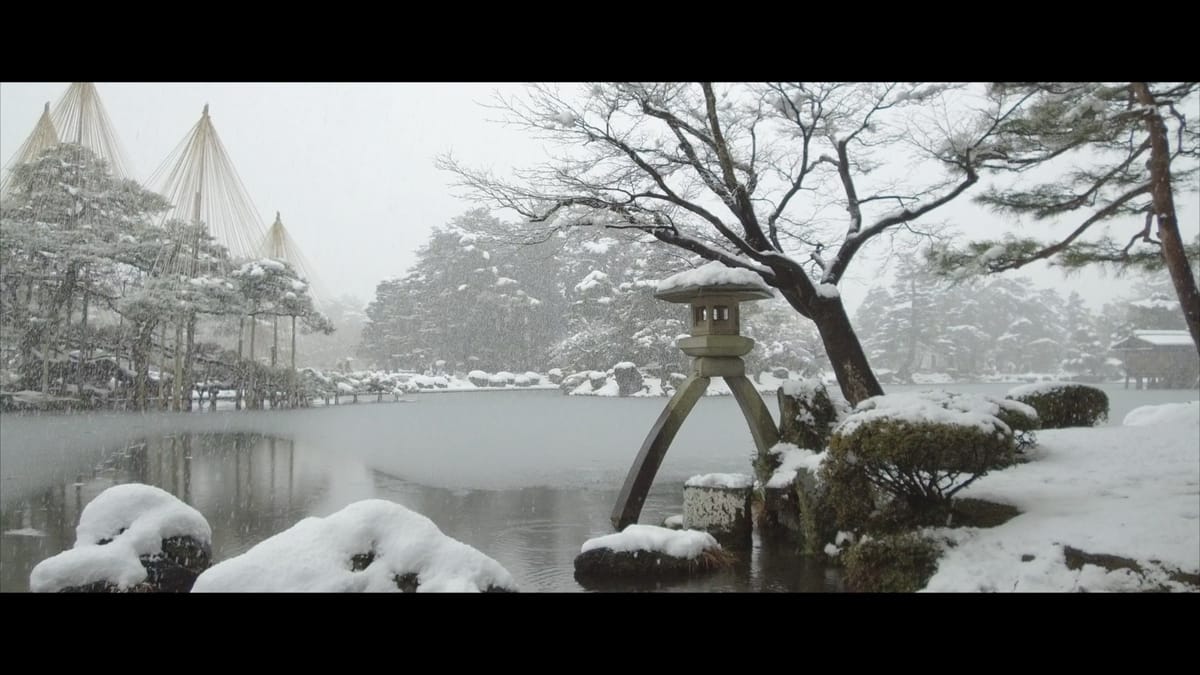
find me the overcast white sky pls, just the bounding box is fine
[2,82,1196,313]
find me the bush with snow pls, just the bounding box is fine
[1007,382,1107,429]
[30,484,212,593]
[192,500,516,592]
[844,534,941,593]
[825,391,1019,530]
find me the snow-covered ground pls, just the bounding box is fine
[923,400,1199,592]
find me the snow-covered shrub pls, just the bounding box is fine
[1007,382,1108,429]
[843,534,940,593]
[825,392,1017,529]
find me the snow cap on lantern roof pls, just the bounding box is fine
[654,261,774,304]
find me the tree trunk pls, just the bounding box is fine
[158,323,168,408]
[41,320,51,395]
[132,322,154,411]
[810,296,885,406]
[1132,82,1200,356]
[236,317,244,410]
[173,321,184,411]
[184,315,196,412]
[249,316,257,410]
[79,282,90,385]
[291,315,297,407]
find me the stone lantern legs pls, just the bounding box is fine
[611,262,779,530]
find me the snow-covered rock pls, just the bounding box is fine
[30,484,212,593]
[192,500,516,592]
[574,524,734,581]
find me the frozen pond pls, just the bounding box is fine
[2,383,1195,592]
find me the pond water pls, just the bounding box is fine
[2,382,1195,592]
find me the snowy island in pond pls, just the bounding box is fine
[573,524,735,580]
[30,484,212,593]
[192,499,517,592]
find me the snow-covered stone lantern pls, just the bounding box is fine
[612,262,781,530]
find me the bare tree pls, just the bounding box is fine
[440,83,1032,403]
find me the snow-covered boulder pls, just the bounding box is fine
[613,362,644,397]
[760,444,835,554]
[573,525,734,581]
[30,484,212,593]
[192,500,517,592]
[560,371,587,391]
[1123,401,1199,427]
[776,378,840,457]
[588,370,608,391]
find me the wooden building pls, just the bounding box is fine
[1110,330,1199,389]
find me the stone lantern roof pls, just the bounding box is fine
[654,262,774,304]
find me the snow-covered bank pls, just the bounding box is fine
[567,369,801,398]
[923,401,1199,592]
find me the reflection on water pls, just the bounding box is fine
[0,431,843,592]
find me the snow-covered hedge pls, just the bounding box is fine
[1007,382,1108,429]
[825,391,1020,530]
[844,534,941,592]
